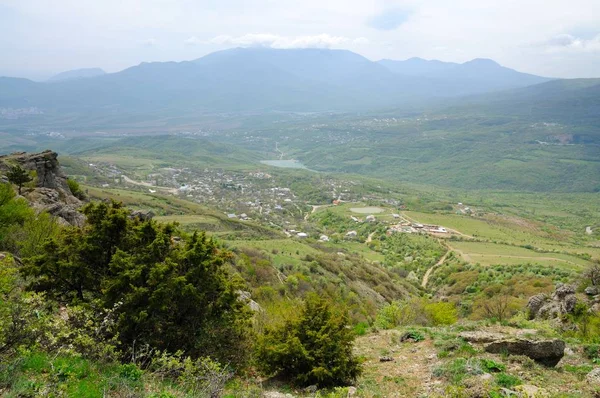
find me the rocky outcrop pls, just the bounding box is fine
[0,150,84,226]
[526,284,577,320]
[484,338,565,367]
[0,150,70,191]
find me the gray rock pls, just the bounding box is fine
[130,209,155,221]
[585,286,599,296]
[303,385,317,393]
[514,385,550,397]
[587,368,600,384]
[484,338,565,367]
[236,290,263,312]
[527,284,577,320]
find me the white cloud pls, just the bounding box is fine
[543,34,600,53]
[206,33,358,49]
[184,36,202,46]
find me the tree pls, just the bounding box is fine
[255,294,361,387]
[23,201,252,366]
[6,165,32,195]
[585,262,600,286]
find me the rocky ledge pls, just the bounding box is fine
[0,150,85,226]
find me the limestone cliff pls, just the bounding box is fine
[0,150,85,226]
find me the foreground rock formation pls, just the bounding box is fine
[0,150,85,226]
[484,338,565,367]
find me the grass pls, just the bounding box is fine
[449,241,591,269]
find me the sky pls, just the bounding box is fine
[1,0,599,80]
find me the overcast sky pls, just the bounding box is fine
[1,0,599,80]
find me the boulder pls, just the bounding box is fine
[585,286,600,296]
[587,368,600,385]
[514,385,549,397]
[484,338,565,367]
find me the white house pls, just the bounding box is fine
[319,235,329,242]
[297,232,308,239]
[345,230,357,237]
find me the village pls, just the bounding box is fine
[83,160,468,244]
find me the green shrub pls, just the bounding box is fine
[255,294,362,387]
[353,322,369,336]
[480,358,505,373]
[584,344,600,360]
[495,373,521,388]
[67,178,86,200]
[119,363,143,381]
[402,330,425,342]
[424,302,458,326]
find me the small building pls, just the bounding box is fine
[333,199,341,206]
[227,213,237,219]
[586,226,594,235]
[345,230,357,237]
[351,216,359,222]
[319,235,329,242]
[297,232,308,239]
[392,213,400,219]
[366,215,376,222]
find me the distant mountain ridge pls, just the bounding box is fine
[47,67,106,82]
[0,47,555,119]
[378,57,549,93]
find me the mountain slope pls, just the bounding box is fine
[48,68,106,82]
[379,57,551,94]
[444,78,600,127]
[0,48,555,121]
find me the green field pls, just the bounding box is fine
[449,241,590,270]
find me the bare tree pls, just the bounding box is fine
[585,262,600,286]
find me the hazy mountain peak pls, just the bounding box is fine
[48,67,106,82]
[463,58,501,67]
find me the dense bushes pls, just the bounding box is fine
[255,294,362,387]
[23,201,253,366]
[375,298,458,329]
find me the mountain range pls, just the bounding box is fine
[0,47,558,118]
